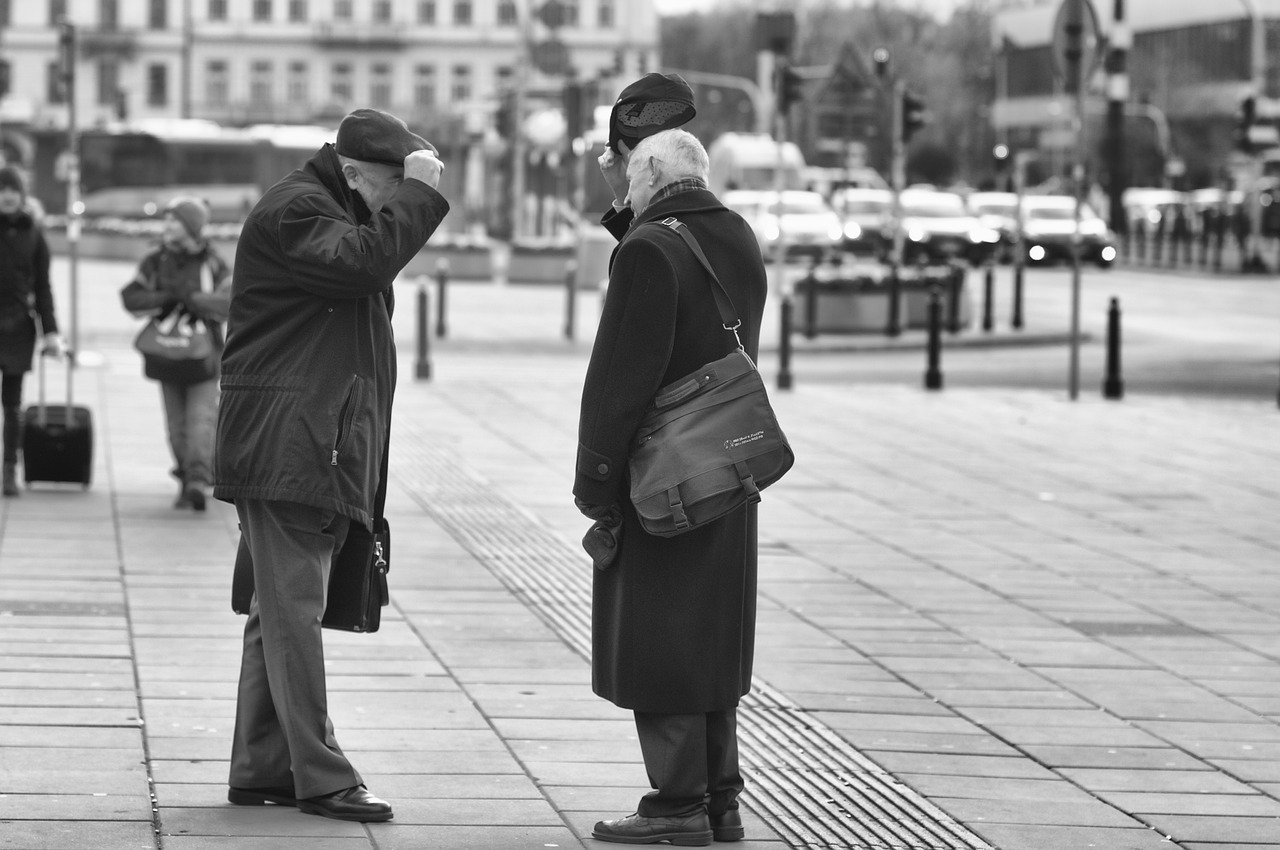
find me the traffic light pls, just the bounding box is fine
[872,47,889,80]
[563,81,583,141]
[777,66,803,114]
[902,90,927,144]
[0,60,10,98]
[495,93,515,139]
[1236,95,1258,152]
[993,143,1010,170]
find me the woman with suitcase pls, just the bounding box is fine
[0,165,65,497]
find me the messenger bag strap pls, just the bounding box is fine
[654,216,745,351]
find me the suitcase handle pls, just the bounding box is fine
[35,345,76,431]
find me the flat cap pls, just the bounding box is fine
[608,73,696,154]
[336,108,435,166]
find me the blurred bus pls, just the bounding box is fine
[27,120,334,221]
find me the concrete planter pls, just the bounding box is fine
[798,278,901,335]
[402,246,494,280]
[508,246,576,285]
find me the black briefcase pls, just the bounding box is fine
[231,518,390,634]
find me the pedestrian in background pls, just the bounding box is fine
[574,129,767,846]
[120,197,231,511]
[0,164,66,497]
[215,108,448,824]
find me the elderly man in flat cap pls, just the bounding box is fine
[215,108,447,823]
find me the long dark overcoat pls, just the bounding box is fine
[0,210,57,375]
[574,186,768,714]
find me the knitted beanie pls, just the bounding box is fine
[166,196,210,240]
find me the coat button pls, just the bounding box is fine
[597,463,609,475]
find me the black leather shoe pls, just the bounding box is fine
[592,811,712,846]
[228,786,296,807]
[710,809,744,842]
[298,785,393,823]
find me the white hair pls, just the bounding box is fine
[628,129,710,183]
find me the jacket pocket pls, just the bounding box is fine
[331,375,363,466]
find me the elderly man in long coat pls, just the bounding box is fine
[573,126,768,846]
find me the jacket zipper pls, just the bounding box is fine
[332,378,359,466]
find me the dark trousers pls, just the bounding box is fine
[229,498,361,799]
[633,709,744,818]
[2,372,23,464]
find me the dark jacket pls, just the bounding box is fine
[120,241,233,353]
[0,209,57,375]
[213,144,449,526]
[576,187,767,713]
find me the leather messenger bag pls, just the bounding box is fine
[627,217,795,537]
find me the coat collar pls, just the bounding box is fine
[304,143,370,223]
[630,187,727,231]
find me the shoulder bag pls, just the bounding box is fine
[134,311,217,384]
[627,217,795,537]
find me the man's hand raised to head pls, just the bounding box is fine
[404,150,444,189]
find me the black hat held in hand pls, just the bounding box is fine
[336,108,437,166]
[608,73,696,154]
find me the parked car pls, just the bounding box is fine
[723,189,848,261]
[891,188,1001,266]
[1121,187,1187,237]
[966,191,1020,262]
[1019,194,1118,267]
[830,187,893,255]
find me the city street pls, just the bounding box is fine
[1,252,1279,850]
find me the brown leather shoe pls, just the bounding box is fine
[592,811,712,845]
[228,785,296,807]
[710,809,744,842]
[298,785,393,823]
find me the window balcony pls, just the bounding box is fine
[313,22,407,49]
[78,28,139,60]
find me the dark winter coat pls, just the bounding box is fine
[575,186,767,713]
[213,144,448,527]
[0,209,57,375]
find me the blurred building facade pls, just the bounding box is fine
[0,0,658,145]
[991,0,1280,189]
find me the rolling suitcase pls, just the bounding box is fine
[23,350,93,489]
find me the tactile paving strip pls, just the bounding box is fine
[396,436,992,850]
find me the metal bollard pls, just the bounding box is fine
[434,258,448,338]
[923,285,943,391]
[564,259,578,340]
[802,266,819,339]
[1011,263,1025,330]
[1102,296,1124,400]
[778,295,795,390]
[946,264,962,334]
[885,271,902,337]
[415,281,431,380]
[981,264,994,332]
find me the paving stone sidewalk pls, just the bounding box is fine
[1,260,1279,849]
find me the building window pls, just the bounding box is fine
[253,0,272,22]
[451,65,470,102]
[418,1,435,25]
[414,64,435,108]
[453,0,471,26]
[331,63,353,104]
[250,60,273,105]
[97,58,119,106]
[149,0,167,29]
[206,60,228,107]
[99,0,118,29]
[0,0,10,27]
[148,63,168,107]
[209,0,227,21]
[497,0,516,26]
[597,0,613,29]
[288,61,308,102]
[49,0,67,26]
[334,0,352,19]
[561,0,578,26]
[495,65,513,93]
[373,0,392,23]
[371,63,392,108]
[288,0,307,22]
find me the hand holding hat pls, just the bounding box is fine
[336,108,436,166]
[403,149,444,189]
